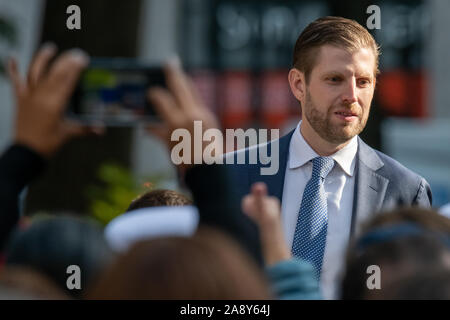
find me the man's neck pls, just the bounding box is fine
[299,121,352,156]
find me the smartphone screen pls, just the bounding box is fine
[68,58,165,125]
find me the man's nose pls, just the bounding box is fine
[341,79,358,105]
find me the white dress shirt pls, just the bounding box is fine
[281,121,358,299]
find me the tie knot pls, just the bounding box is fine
[312,157,334,179]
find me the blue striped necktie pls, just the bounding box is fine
[292,156,335,279]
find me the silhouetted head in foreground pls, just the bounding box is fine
[88,227,272,299]
[341,208,450,299]
[5,215,114,298]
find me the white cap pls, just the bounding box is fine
[104,205,199,253]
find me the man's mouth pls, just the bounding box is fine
[334,110,358,121]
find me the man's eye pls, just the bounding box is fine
[358,79,371,86]
[327,77,341,83]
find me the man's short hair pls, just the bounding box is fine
[292,16,380,82]
[126,189,192,212]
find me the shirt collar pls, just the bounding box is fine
[288,121,358,176]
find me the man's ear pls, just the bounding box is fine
[288,68,306,102]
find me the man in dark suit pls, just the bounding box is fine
[144,16,431,299]
[226,16,432,299]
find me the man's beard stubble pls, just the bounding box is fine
[303,90,368,144]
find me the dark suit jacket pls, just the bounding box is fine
[226,130,432,238]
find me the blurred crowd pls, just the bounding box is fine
[0,40,449,300]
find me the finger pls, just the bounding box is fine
[148,87,184,127]
[251,182,268,214]
[182,69,204,107]
[241,195,255,217]
[252,182,268,197]
[84,120,107,136]
[164,57,198,111]
[87,125,106,136]
[63,121,90,138]
[27,43,57,88]
[43,49,89,109]
[268,196,281,209]
[62,119,105,139]
[7,57,25,97]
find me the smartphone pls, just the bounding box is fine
[68,58,166,125]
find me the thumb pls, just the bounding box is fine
[63,120,105,139]
[241,195,258,222]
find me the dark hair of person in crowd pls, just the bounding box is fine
[87,227,272,299]
[362,207,450,234]
[341,207,450,299]
[126,189,192,212]
[367,267,450,300]
[0,266,69,299]
[4,215,114,298]
[342,232,450,299]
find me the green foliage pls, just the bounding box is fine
[86,162,168,225]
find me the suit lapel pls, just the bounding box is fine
[350,138,389,238]
[246,133,389,238]
[249,130,294,201]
